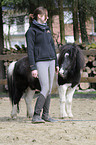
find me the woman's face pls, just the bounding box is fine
[38,13,48,24]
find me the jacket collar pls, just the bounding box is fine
[32,19,48,30]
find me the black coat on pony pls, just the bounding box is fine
[7,56,41,105]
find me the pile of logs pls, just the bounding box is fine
[79,55,96,90]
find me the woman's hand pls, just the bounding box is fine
[31,70,38,78]
[56,66,59,74]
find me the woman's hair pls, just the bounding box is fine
[29,7,48,23]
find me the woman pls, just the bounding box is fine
[26,7,59,123]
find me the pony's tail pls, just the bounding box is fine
[7,61,17,105]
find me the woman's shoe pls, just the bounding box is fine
[42,115,58,122]
[32,115,45,123]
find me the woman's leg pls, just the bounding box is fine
[36,61,50,97]
[49,60,55,94]
[32,61,50,123]
[42,60,57,122]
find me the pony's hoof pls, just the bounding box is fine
[27,114,33,118]
[27,112,33,118]
[11,111,17,119]
[11,114,17,119]
[60,114,68,118]
[68,113,73,118]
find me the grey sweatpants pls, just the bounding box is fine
[36,60,55,98]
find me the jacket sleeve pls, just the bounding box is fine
[26,28,37,71]
[51,36,59,67]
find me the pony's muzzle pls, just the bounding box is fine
[59,68,68,78]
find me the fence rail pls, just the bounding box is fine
[0,77,96,86]
[0,53,27,61]
[0,49,96,85]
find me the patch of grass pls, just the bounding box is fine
[0,92,8,97]
[51,94,59,98]
[75,91,96,95]
[92,97,96,100]
[0,92,8,95]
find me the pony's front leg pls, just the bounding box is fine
[66,85,77,118]
[24,87,35,118]
[58,85,68,118]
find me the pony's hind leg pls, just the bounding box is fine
[58,85,68,118]
[24,87,35,118]
[11,90,23,119]
[66,85,77,118]
[11,104,18,119]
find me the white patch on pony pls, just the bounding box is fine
[58,83,77,118]
[59,67,64,74]
[58,84,68,118]
[66,85,77,118]
[65,53,69,57]
[24,87,35,118]
[7,61,17,76]
[56,53,60,59]
[11,104,17,119]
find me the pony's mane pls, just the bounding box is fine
[58,43,85,71]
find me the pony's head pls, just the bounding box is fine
[58,43,85,79]
[59,51,71,78]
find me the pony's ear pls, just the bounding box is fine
[58,52,64,67]
[58,45,65,67]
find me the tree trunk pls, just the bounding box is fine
[72,0,79,43]
[0,2,4,54]
[8,24,11,48]
[58,0,66,44]
[78,0,89,44]
[0,3,6,92]
[45,0,54,35]
[48,11,53,35]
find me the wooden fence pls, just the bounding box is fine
[0,49,96,85]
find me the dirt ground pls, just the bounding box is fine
[0,94,96,145]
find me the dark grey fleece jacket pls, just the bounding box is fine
[25,19,58,71]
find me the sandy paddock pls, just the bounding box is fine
[0,95,96,145]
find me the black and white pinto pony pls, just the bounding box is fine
[7,44,85,119]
